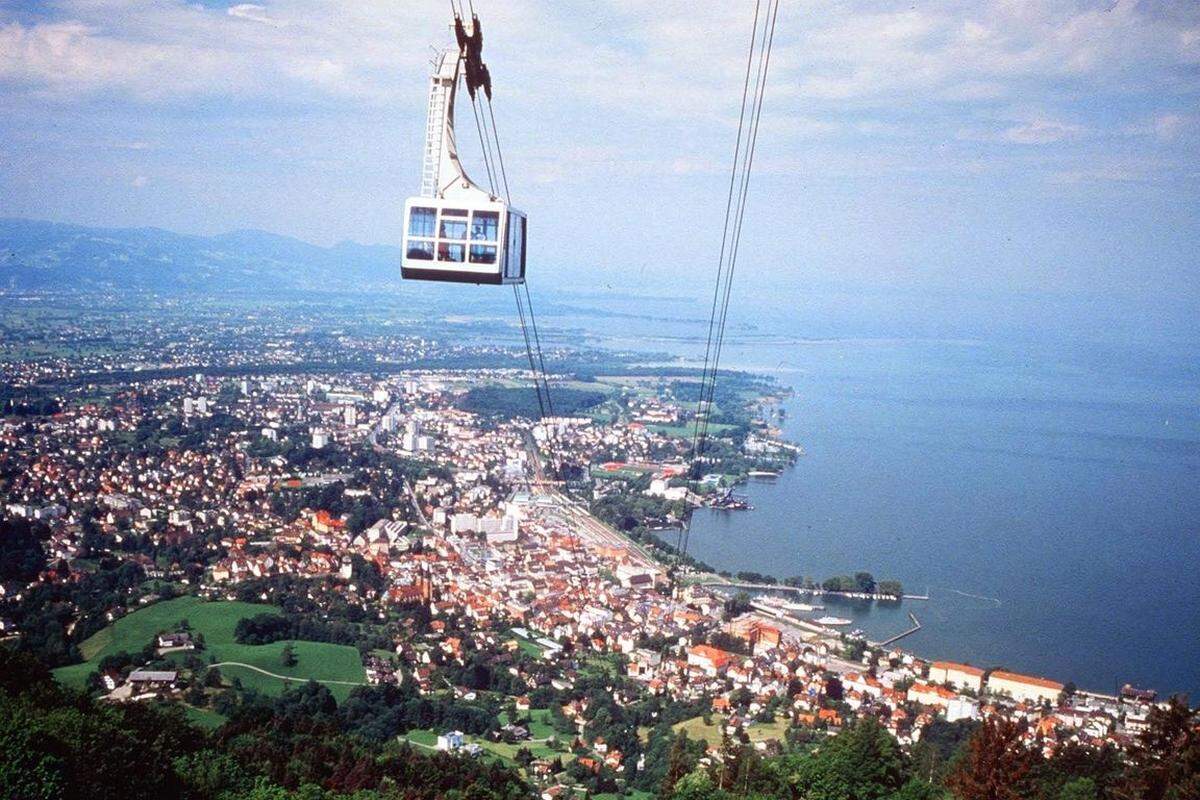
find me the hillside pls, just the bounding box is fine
[0,218,402,294]
[51,595,366,701]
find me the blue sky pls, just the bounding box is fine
[1,0,1198,308]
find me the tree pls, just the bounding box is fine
[1115,696,1200,800]
[670,769,728,800]
[1056,777,1099,800]
[854,571,877,594]
[280,643,298,668]
[787,718,907,800]
[661,731,694,799]
[945,717,1038,800]
[1041,742,1124,799]
[0,700,65,800]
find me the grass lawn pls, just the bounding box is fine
[477,738,560,763]
[397,728,440,749]
[209,640,366,702]
[80,595,275,661]
[671,714,791,748]
[52,595,367,701]
[184,704,227,730]
[508,631,545,659]
[400,719,565,770]
[645,421,734,439]
[527,708,556,740]
[674,715,723,746]
[581,654,622,678]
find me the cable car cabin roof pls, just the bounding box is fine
[402,197,526,285]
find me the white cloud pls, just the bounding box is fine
[1002,117,1085,145]
[2,1,1196,113]
[227,5,286,28]
[0,0,1197,202]
[1152,113,1188,141]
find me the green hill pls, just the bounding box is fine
[52,595,367,701]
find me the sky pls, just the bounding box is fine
[1,0,1198,313]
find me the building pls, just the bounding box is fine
[615,563,661,588]
[987,670,1064,705]
[311,429,330,449]
[908,681,958,709]
[450,513,480,535]
[729,615,782,653]
[687,644,736,677]
[929,660,986,692]
[437,730,465,751]
[128,670,178,692]
[156,632,194,650]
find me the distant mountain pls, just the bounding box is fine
[0,218,403,293]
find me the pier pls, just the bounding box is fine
[876,612,922,647]
[702,581,915,603]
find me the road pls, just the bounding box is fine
[210,661,366,687]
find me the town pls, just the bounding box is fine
[0,295,1190,800]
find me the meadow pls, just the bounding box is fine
[52,595,367,701]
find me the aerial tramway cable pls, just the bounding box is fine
[455,4,557,482]
[682,0,780,561]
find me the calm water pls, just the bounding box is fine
[526,292,1200,698]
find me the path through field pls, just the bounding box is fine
[211,661,366,686]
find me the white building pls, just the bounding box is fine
[450,513,480,535]
[987,670,1064,705]
[437,731,465,751]
[929,661,985,692]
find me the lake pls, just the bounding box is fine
[533,290,1200,698]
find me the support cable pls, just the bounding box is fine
[683,0,779,560]
[689,0,762,474]
[461,2,557,487]
[696,0,777,454]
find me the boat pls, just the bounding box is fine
[813,615,853,626]
[708,490,753,510]
[784,601,821,612]
[747,470,778,478]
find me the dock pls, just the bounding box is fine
[876,612,922,647]
[702,581,917,603]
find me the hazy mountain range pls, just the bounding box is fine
[0,218,403,293]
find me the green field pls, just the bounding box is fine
[184,704,228,730]
[508,631,546,659]
[645,421,734,439]
[671,714,790,748]
[52,595,367,701]
[397,709,567,771]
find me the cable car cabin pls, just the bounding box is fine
[401,20,527,286]
[402,199,526,285]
